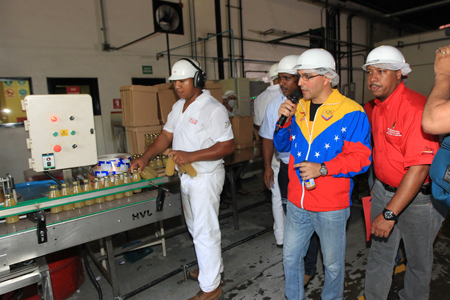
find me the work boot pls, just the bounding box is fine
[187,285,223,300]
[188,269,224,282]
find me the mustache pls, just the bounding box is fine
[370,83,381,88]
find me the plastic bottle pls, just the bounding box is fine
[61,183,74,211]
[49,185,63,213]
[104,175,116,201]
[144,134,151,149]
[165,156,176,176]
[132,170,142,193]
[123,172,133,197]
[177,164,186,174]
[83,179,95,206]
[302,160,316,190]
[93,178,105,203]
[73,181,85,208]
[141,166,158,180]
[155,155,163,168]
[114,174,124,199]
[183,163,197,177]
[4,193,19,224]
[149,158,156,168]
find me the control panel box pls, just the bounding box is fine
[22,95,98,172]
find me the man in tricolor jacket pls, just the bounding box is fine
[274,48,372,300]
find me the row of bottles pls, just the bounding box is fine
[144,133,160,150]
[48,170,143,214]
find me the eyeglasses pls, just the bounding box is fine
[299,74,323,81]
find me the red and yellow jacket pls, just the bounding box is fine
[274,89,372,212]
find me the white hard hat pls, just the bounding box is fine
[276,55,299,75]
[168,59,199,80]
[269,63,279,79]
[294,48,336,71]
[362,45,411,75]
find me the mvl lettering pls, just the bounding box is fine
[132,210,153,220]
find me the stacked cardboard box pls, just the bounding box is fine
[230,116,254,149]
[121,82,224,154]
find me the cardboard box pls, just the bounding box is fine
[126,125,162,155]
[204,81,223,104]
[230,116,254,149]
[155,83,178,125]
[120,85,160,127]
[156,81,224,125]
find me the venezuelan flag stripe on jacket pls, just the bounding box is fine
[274,89,372,212]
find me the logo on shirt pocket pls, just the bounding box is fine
[189,117,198,125]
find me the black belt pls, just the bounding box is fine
[380,181,431,195]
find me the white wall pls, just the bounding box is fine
[0,0,370,182]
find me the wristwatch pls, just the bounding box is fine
[382,208,398,221]
[320,163,328,176]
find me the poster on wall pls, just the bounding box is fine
[0,80,30,123]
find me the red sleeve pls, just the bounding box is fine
[402,108,439,168]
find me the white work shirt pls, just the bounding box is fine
[253,84,282,126]
[259,93,290,164]
[164,90,234,174]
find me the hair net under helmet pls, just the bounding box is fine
[362,45,412,76]
[294,48,340,87]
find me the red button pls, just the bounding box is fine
[53,145,62,152]
[51,116,57,122]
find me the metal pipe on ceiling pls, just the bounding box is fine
[238,0,245,77]
[383,0,450,18]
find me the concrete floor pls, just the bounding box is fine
[66,173,450,300]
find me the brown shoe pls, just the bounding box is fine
[188,269,200,281]
[188,269,224,282]
[187,285,223,300]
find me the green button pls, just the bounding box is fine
[70,131,76,135]
[53,132,58,137]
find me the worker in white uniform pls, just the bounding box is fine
[253,63,285,246]
[129,58,234,300]
[223,90,239,117]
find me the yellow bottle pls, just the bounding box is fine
[132,170,142,193]
[155,155,163,168]
[73,182,85,208]
[141,166,158,180]
[123,173,133,197]
[162,155,168,167]
[177,164,186,174]
[165,156,176,176]
[114,174,124,199]
[104,175,115,201]
[49,185,63,214]
[61,183,74,211]
[93,178,105,203]
[144,133,151,149]
[149,158,156,168]
[4,193,19,224]
[83,179,95,206]
[183,163,197,177]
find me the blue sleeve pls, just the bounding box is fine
[273,118,292,153]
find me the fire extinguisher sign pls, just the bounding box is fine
[113,98,122,109]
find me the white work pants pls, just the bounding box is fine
[180,166,225,292]
[271,154,285,245]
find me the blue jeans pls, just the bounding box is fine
[284,201,350,300]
